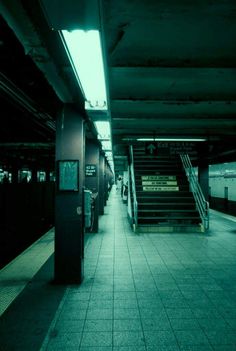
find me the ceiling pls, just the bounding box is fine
[0,0,236,172]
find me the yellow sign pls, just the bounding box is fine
[141,175,176,180]
[142,181,177,186]
[143,186,179,191]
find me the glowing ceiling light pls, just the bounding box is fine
[95,121,111,139]
[61,29,107,110]
[105,151,112,157]
[137,138,207,142]
[101,140,112,150]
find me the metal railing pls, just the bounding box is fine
[130,145,138,231]
[127,165,133,222]
[180,154,209,231]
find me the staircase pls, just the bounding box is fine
[132,145,202,233]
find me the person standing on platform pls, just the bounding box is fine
[116,175,122,193]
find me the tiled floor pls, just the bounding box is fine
[1,188,236,350]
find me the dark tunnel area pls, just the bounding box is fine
[0,182,55,269]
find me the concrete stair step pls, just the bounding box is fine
[138,204,196,210]
[138,214,200,219]
[134,165,183,169]
[134,160,180,165]
[138,217,201,225]
[135,170,185,175]
[137,224,203,233]
[136,191,193,197]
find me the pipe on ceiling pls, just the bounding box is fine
[0,0,72,104]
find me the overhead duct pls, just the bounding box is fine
[0,0,72,103]
[0,73,55,131]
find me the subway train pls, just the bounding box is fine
[1,161,235,270]
[209,161,236,216]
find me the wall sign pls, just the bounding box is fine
[58,160,79,191]
[85,164,97,177]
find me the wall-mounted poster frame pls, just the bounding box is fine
[57,160,79,191]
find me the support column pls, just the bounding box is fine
[11,167,19,183]
[99,152,105,215]
[198,163,209,201]
[45,168,51,182]
[104,161,108,205]
[85,140,100,233]
[31,167,38,182]
[55,104,85,284]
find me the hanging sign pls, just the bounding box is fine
[142,175,176,181]
[143,186,179,191]
[142,181,177,186]
[145,142,158,156]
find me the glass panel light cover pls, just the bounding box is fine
[61,29,107,110]
[105,151,112,157]
[101,140,112,150]
[95,121,111,139]
[137,138,206,142]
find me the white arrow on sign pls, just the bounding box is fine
[147,143,156,154]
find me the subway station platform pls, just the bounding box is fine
[1,189,236,351]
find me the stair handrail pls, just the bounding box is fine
[130,145,138,231]
[127,165,132,220]
[180,154,209,231]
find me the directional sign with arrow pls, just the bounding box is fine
[145,142,158,156]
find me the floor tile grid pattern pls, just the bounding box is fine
[43,201,113,350]
[43,189,236,351]
[135,211,236,350]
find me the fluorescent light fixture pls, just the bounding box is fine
[61,29,107,110]
[101,140,112,150]
[105,151,112,157]
[137,138,207,142]
[95,121,111,139]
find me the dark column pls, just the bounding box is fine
[85,140,100,233]
[31,167,38,182]
[108,167,114,192]
[198,163,209,201]
[45,168,51,182]
[99,153,105,215]
[104,161,108,205]
[104,161,112,201]
[11,167,19,183]
[55,104,85,284]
